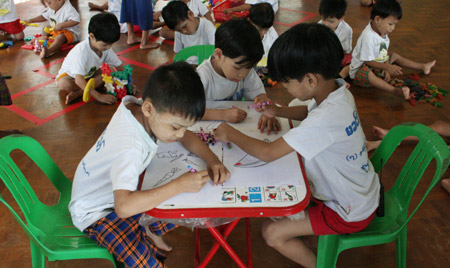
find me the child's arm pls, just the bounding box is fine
[223,4,251,14]
[261,104,309,121]
[202,108,247,123]
[253,94,281,134]
[203,11,214,23]
[54,20,79,31]
[214,122,295,162]
[179,130,231,185]
[26,15,46,23]
[365,60,403,76]
[113,170,210,218]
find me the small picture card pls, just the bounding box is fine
[221,188,236,203]
[281,191,298,202]
[264,190,281,202]
[280,185,296,192]
[249,187,261,192]
[236,187,250,203]
[249,193,262,203]
[264,186,279,192]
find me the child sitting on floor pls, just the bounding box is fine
[0,0,25,42]
[197,18,280,134]
[87,0,128,33]
[214,23,380,268]
[349,0,436,100]
[162,0,216,65]
[24,0,80,58]
[319,0,352,78]
[56,12,129,105]
[69,61,230,267]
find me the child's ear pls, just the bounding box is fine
[188,10,195,19]
[88,32,95,41]
[373,15,382,24]
[142,100,156,118]
[213,48,223,59]
[304,73,318,88]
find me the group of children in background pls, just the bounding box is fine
[0,0,448,267]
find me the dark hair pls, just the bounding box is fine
[162,1,190,30]
[319,0,347,19]
[371,0,402,20]
[268,23,343,82]
[215,18,264,68]
[88,12,120,44]
[249,3,274,29]
[142,61,205,121]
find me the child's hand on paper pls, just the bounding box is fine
[258,114,281,135]
[177,170,210,193]
[207,160,230,185]
[225,108,247,123]
[260,103,278,118]
[214,122,235,143]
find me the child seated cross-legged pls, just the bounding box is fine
[318,0,352,78]
[24,0,80,58]
[162,0,216,65]
[197,18,280,134]
[0,0,25,42]
[214,23,380,268]
[349,0,436,100]
[69,61,230,268]
[56,13,128,105]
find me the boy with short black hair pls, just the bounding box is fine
[162,0,215,65]
[24,0,80,58]
[56,12,125,105]
[319,0,352,78]
[214,23,380,268]
[350,0,435,100]
[197,18,280,134]
[248,3,278,62]
[69,61,230,268]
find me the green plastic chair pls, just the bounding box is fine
[172,44,215,65]
[316,123,450,268]
[0,135,123,268]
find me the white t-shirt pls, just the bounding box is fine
[245,0,278,13]
[57,39,122,80]
[0,0,18,24]
[69,96,159,231]
[262,26,278,58]
[197,57,266,102]
[282,79,380,222]
[349,22,390,79]
[108,0,127,33]
[174,17,215,64]
[319,20,353,54]
[41,0,81,41]
[187,0,210,17]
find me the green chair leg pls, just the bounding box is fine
[30,242,46,268]
[396,228,407,268]
[317,235,339,268]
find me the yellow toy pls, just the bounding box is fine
[83,78,96,102]
[20,20,39,27]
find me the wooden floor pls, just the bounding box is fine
[1,0,449,267]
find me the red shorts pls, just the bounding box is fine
[342,53,352,67]
[0,19,25,35]
[308,199,375,235]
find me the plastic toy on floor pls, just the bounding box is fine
[390,75,448,107]
[101,63,134,101]
[255,66,277,87]
[0,40,13,49]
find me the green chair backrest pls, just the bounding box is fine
[173,45,215,65]
[370,122,450,229]
[0,135,76,251]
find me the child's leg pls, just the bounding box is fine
[57,76,83,104]
[144,225,172,251]
[390,52,436,75]
[428,120,450,138]
[126,22,141,45]
[368,71,410,99]
[88,1,108,10]
[262,212,316,268]
[140,30,160,49]
[339,65,350,79]
[441,179,450,194]
[40,33,67,58]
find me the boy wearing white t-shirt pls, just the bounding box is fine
[56,13,127,105]
[197,19,280,134]
[223,0,278,15]
[162,0,215,65]
[214,23,380,268]
[248,3,277,64]
[69,61,230,267]
[0,0,25,42]
[318,0,352,78]
[350,0,435,100]
[87,0,128,33]
[24,0,80,58]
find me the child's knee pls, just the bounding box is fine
[261,220,280,247]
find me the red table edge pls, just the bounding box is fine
[141,118,312,219]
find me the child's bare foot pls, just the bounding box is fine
[401,86,410,100]
[140,41,160,49]
[144,226,172,251]
[88,2,105,10]
[423,60,436,75]
[372,126,389,139]
[441,178,450,194]
[65,89,83,105]
[127,35,141,45]
[366,140,381,152]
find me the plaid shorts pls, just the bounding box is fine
[353,64,385,87]
[84,212,176,268]
[0,76,12,106]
